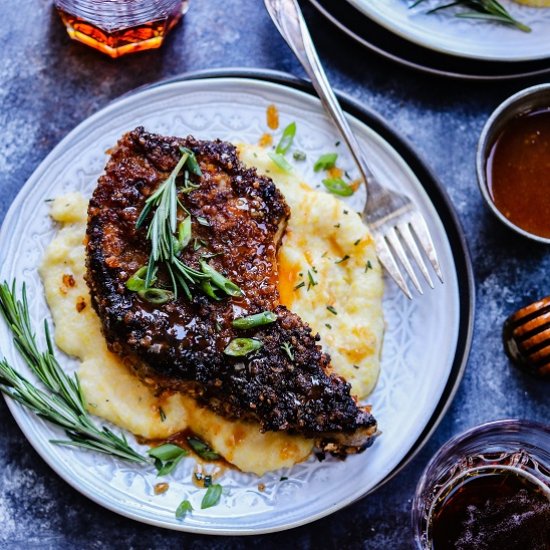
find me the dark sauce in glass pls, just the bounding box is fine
[487,108,550,238]
[430,469,550,550]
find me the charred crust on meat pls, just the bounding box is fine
[86,127,378,455]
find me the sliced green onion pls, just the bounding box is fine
[138,288,173,304]
[200,259,243,297]
[148,443,188,476]
[268,152,293,174]
[232,311,277,330]
[314,153,338,172]
[224,338,263,356]
[322,177,354,197]
[187,436,221,461]
[275,122,296,155]
[201,484,223,509]
[179,147,202,176]
[126,266,149,291]
[175,500,193,520]
[178,216,192,250]
[201,280,222,301]
[148,443,186,462]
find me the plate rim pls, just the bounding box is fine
[0,68,475,535]
[344,0,550,62]
[307,0,550,81]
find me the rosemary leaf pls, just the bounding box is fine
[0,281,148,464]
[411,0,530,32]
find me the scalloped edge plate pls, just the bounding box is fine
[0,70,474,534]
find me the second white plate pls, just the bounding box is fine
[346,0,550,61]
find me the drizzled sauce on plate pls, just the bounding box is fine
[487,108,550,237]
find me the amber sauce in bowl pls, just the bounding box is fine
[486,109,550,238]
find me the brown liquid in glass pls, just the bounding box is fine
[487,109,550,238]
[56,4,183,58]
[430,469,550,549]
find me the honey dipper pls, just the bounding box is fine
[503,296,550,377]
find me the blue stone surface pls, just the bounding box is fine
[0,1,548,548]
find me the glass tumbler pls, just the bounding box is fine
[412,419,550,549]
[55,0,190,58]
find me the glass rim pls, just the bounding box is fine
[412,418,550,549]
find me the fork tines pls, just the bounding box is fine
[373,212,443,300]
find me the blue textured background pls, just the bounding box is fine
[0,1,548,548]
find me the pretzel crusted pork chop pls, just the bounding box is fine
[86,127,378,456]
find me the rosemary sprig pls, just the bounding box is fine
[135,148,241,301]
[411,0,531,32]
[0,281,148,464]
[136,149,209,296]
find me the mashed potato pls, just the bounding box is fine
[39,146,383,475]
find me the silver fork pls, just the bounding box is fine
[264,0,443,298]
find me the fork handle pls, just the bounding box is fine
[265,0,374,194]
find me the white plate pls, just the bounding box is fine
[346,0,550,62]
[0,76,463,534]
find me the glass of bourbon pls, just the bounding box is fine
[412,419,550,549]
[55,0,189,58]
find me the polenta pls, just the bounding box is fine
[39,146,383,475]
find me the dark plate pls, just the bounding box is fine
[307,0,550,80]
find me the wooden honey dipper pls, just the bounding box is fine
[503,296,550,377]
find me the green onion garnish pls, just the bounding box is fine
[323,178,354,197]
[314,153,338,172]
[201,484,223,509]
[187,436,221,461]
[137,288,174,304]
[178,216,192,250]
[175,499,193,520]
[201,280,222,301]
[224,338,263,356]
[232,311,277,330]
[275,122,296,155]
[200,259,243,297]
[268,152,293,174]
[148,443,188,476]
[126,266,149,291]
[179,147,202,176]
